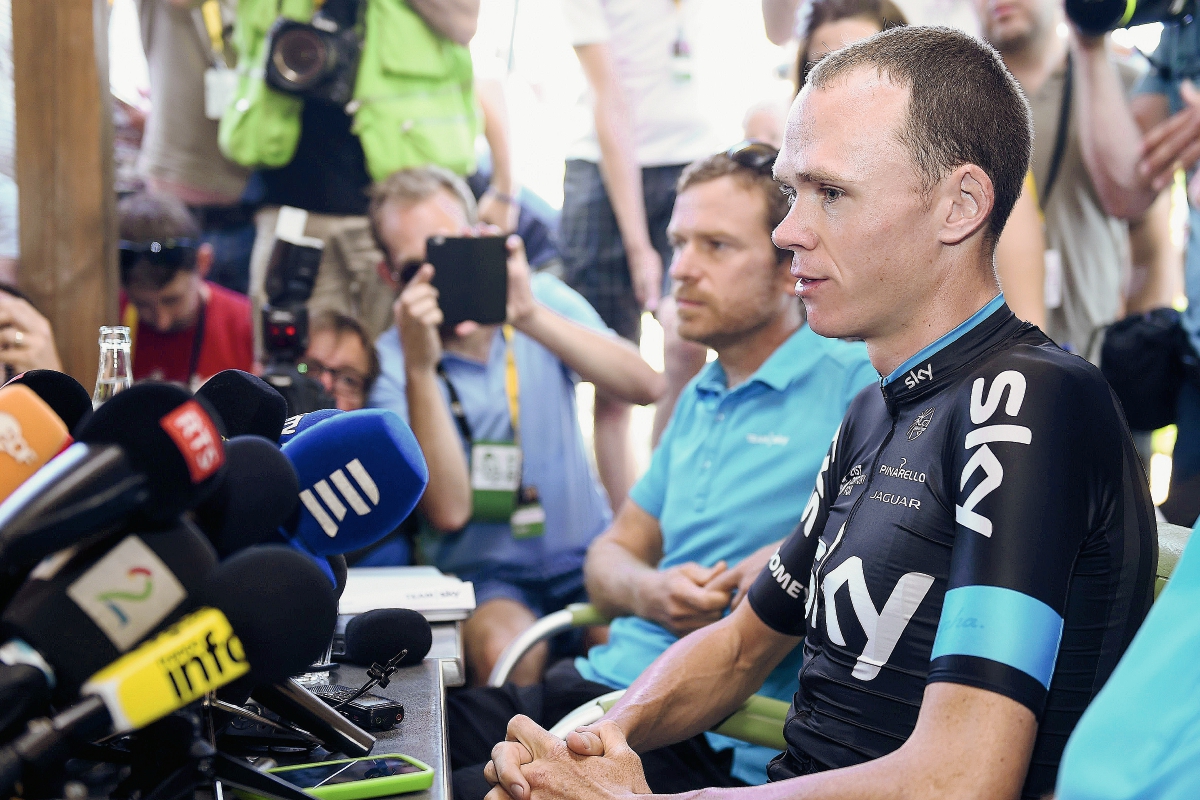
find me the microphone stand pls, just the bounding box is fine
[132,709,315,800]
[332,649,406,709]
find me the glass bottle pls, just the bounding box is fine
[93,326,133,408]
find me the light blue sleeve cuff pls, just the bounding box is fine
[931,585,1063,688]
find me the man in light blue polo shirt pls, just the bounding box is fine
[367,166,664,687]
[1055,520,1200,800]
[447,145,875,800]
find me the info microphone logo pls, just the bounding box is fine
[67,536,187,651]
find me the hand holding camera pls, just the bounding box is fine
[395,264,445,374]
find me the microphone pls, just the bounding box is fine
[0,520,218,701]
[282,409,428,556]
[76,382,227,522]
[0,383,226,592]
[191,435,300,558]
[0,545,338,794]
[5,370,93,433]
[278,408,342,445]
[343,608,432,668]
[193,544,337,680]
[196,370,289,441]
[0,384,71,502]
[0,663,52,740]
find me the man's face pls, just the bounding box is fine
[772,69,946,343]
[667,176,793,351]
[975,0,1052,53]
[304,329,371,411]
[124,270,204,333]
[376,190,471,284]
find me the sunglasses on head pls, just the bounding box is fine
[727,140,779,175]
[118,239,199,273]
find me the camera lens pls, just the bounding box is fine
[272,27,328,88]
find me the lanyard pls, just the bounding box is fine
[1036,53,1072,213]
[122,297,207,386]
[437,325,521,443]
[187,297,208,385]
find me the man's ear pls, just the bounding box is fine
[377,259,398,291]
[195,242,214,280]
[938,164,994,245]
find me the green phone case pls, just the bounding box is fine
[249,753,434,800]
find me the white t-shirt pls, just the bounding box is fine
[564,0,722,167]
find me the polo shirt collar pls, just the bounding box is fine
[696,324,828,396]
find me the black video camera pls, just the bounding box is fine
[265,0,362,106]
[1067,0,1193,34]
[261,234,335,414]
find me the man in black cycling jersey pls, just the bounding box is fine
[482,25,1156,800]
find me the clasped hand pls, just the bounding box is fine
[484,716,650,800]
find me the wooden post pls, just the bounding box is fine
[12,0,117,390]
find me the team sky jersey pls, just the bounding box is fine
[746,296,1156,799]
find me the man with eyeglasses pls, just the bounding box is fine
[445,144,874,800]
[302,311,380,412]
[118,191,253,389]
[367,166,665,690]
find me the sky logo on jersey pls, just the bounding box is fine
[299,458,381,538]
[903,363,934,390]
[67,536,187,651]
[957,370,1032,537]
[822,556,935,681]
[96,567,154,625]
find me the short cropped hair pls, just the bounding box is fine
[310,311,382,396]
[809,26,1031,242]
[367,166,478,261]
[677,152,791,263]
[117,192,203,289]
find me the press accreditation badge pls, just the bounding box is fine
[471,441,521,522]
[511,486,546,540]
[204,67,238,120]
[1044,248,1063,310]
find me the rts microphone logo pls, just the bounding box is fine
[160,400,224,483]
[67,536,187,651]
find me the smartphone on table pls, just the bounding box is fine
[424,235,508,328]
[260,754,434,799]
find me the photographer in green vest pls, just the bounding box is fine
[220,0,482,354]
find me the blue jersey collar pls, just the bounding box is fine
[883,294,1006,387]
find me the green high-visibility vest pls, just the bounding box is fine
[218,0,478,180]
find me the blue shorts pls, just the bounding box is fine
[460,569,588,618]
